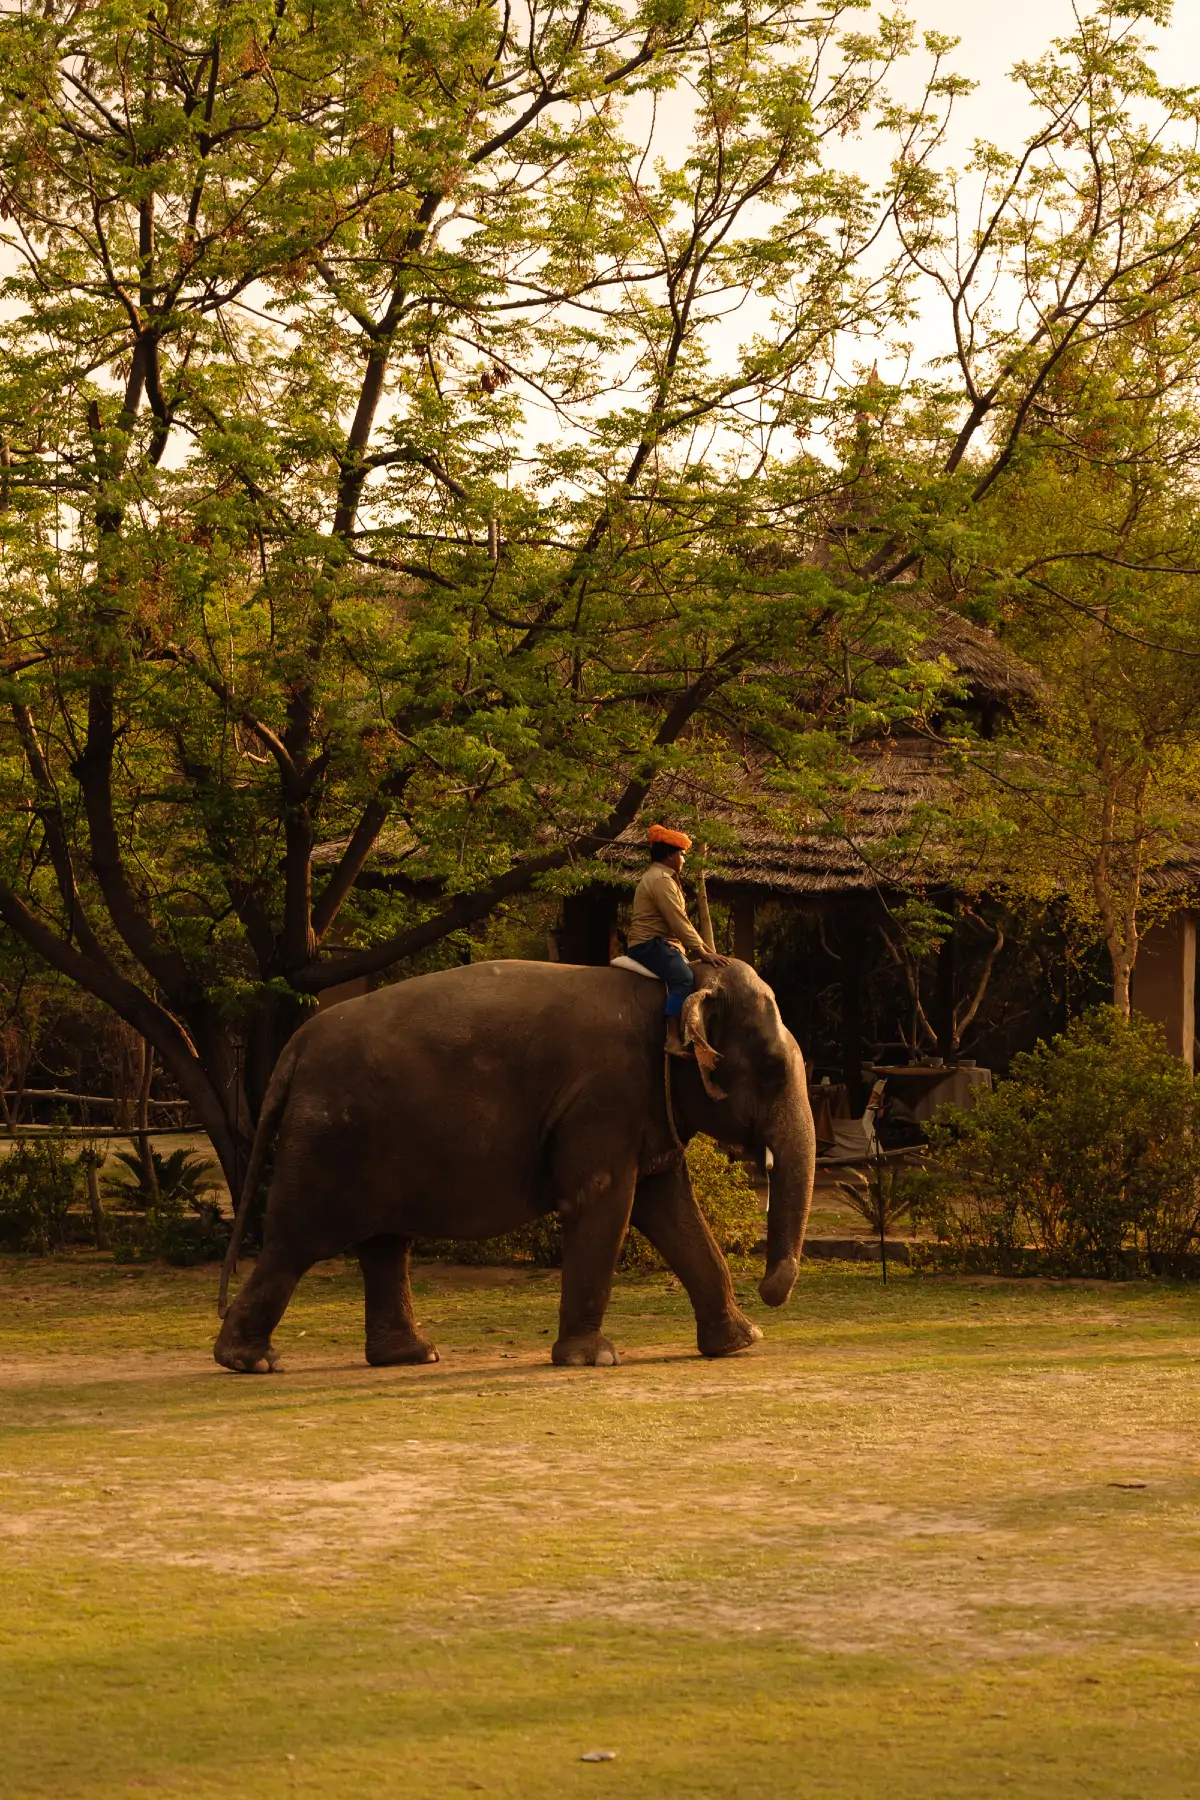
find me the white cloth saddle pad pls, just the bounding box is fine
[609,955,661,981]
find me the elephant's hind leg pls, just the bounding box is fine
[215,1243,306,1374]
[359,1234,439,1367]
[631,1163,762,1358]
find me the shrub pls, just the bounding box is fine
[915,1007,1200,1276]
[416,1135,763,1270]
[835,1154,914,1239]
[0,1137,81,1253]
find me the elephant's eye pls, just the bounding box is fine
[755,1051,789,1089]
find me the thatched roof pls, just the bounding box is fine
[915,608,1043,706]
[601,734,967,899]
[313,612,1196,911]
[604,730,1200,905]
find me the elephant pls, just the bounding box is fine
[213,956,816,1374]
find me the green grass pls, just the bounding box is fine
[3,1255,1200,1797]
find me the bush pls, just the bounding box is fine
[112,1197,232,1267]
[416,1136,763,1270]
[0,1137,81,1253]
[915,1007,1200,1276]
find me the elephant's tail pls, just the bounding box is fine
[216,1037,301,1318]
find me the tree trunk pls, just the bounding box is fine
[834,906,867,1110]
[136,1040,159,1204]
[732,894,756,966]
[142,1018,251,1207]
[934,919,957,1063]
[83,1151,111,1252]
[243,991,310,1127]
[559,885,620,966]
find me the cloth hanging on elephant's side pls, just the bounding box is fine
[609,954,660,979]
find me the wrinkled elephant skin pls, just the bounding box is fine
[214,959,816,1375]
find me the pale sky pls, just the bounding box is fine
[899,0,1200,128]
[825,0,1200,391]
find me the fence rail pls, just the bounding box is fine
[0,1123,205,1140]
[0,1088,189,1109]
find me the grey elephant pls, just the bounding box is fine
[214,957,816,1373]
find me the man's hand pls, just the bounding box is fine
[697,950,729,966]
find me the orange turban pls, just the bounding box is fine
[648,824,692,851]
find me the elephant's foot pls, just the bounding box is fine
[552,1331,621,1368]
[365,1332,440,1368]
[697,1310,763,1359]
[213,1333,280,1375]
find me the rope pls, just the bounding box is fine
[663,1049,685,1156]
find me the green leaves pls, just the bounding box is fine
[922,1006,1200,1273]
[0,0,964,1165]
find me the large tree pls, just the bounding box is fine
[825,1,1200,1007]
[0,0,945,1187]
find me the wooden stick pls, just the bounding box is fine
[695,866,716,954]
[136,1040,160,1204]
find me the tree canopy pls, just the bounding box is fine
[3,0,1200,1179]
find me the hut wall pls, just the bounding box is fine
[1132,911,1197,1067]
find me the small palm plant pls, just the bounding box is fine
[103,1146,219,1211]
[836,1150,913,1284]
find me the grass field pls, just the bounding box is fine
[3,1255,1200,1799]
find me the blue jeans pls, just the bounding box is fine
[625,938,695,1016]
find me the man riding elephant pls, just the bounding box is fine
[625,825,728,1055]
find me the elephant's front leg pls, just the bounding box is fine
[358,1233,439,1367]
[631,1162,762,1358]
[553,1170,636,1367]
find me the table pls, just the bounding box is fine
[864,1064,992,1122]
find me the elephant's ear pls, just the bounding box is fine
[681,991,728,1100]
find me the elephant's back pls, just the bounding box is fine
[291,959,659,1096]
[308,958,655,1035]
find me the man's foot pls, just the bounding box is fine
[665,1019,693,1058]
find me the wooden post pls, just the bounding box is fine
[732,893,756,966]
[696,869,716,954]
[834,905,867,1109]
[136,1041,159,1204]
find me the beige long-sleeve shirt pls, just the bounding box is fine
[627,862,710,957]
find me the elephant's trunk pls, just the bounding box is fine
[758,1068,816,1308]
